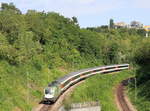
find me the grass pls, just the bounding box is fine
[127,65,150,111]
[68,70,134,111]
[0,61,72,111]
[0,60,134,111]
[127,78,150,111]
[127,88,150,111]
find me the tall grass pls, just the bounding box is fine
[69,70,133,111]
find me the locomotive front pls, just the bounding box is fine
[44,81,60,102]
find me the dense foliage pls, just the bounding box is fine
[0,3,149,111]
[128,38,150,111]
[87,26,150,111]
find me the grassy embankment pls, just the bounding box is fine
[127,65,150,111]
[0,58,101,111]
[0,3,149,111]
[0,60,72,111]
[128,88,150,111]
[64,70,134,111]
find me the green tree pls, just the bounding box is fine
[1,2,21,14]
[0,10,26,43]
[109,19,114,29]
[14,31,42,64]
[0,33,18,64]
[72,16,78,24]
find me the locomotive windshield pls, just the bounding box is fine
[45,86,57,95]
[45,88,50,94]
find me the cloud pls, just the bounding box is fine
[133,0,150,9]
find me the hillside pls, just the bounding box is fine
[128,42,150,111]
[0,3,149,111]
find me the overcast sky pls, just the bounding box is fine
[0,0,150,27]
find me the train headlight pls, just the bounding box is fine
[45,94,54,99]
[44,87,56,99]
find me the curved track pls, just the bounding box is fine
[116,79,137,111]
[33,81,84,111]
[39,105,52,111]
[33,64,129,111]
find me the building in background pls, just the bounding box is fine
[112,20,144,29]
[114,22,128,29]
[143,25,150,37]
[109,19,114,29]
[143,25,150,31]
[130,21,143,29]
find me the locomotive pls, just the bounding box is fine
[44,64,129,103]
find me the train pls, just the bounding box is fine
[43,64,129,103]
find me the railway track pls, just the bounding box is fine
[34,81,84,111]
[33,64,129,111]
[39,104,52,111]
[116,79,137,111]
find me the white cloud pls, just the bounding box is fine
[133,0,150,9]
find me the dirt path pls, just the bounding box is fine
[115,79,137,111]
[32,81,84,111]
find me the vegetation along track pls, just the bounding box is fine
[116,78,137,111]
[34,64,129,111]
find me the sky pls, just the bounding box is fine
[0,0,150,27]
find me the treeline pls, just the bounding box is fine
[87,26,150,105]
[0,3,149,111]
[0,3,147,67]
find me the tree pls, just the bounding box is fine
[0,33,18,64]
[72,16,78,24]
[109,19,114,29]
[14,31,42,64]
[137,29,146,37]
[1,2,21,14]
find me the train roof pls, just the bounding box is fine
[53,64,129,84]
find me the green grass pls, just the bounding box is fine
[128,88,150,111]
[127,81,150,111]
[68,70,134,111]
[127,65,150,111]
[0,60,134,111]
[0,61,72,111]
